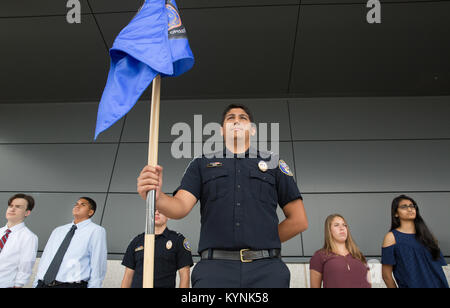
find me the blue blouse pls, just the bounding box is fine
[382,229,448,288]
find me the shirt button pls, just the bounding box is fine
[236,202,241,206]
[237,185,241,189]
[236,222,240,227]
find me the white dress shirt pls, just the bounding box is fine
[34,219,107,288]
[0,222,38,288]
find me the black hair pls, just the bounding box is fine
[390,195,442,260]
[8,193,35,212]
[221,104,254,125]
[80,197,97,217]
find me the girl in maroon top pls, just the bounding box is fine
[310,214,371,288]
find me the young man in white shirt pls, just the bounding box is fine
[34,197,107,288]
[0,194,38,288]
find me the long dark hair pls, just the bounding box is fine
[391,195,441,260]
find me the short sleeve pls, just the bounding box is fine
[175,235,194,270]
[310,250,326,274]
[438,251,447,267]
[275,160,302,208]
[173,157,202,200]
[381,245,396,265]
[122,238,137,270]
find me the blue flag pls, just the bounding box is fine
[94,0,194,139]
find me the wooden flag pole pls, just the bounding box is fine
[143,74,161,288]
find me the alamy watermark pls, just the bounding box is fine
[66,1,381,25]
[367,0,381,24]
[170,115,280,164]
[66,0,81,24]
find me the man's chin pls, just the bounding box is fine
[6,216,18,222]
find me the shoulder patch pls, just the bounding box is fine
[183,238,192,252]
[278,160,294,177]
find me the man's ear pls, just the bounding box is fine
[24,210,31,218]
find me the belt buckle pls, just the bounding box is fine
[48,281,58,287]
[240,249,252,263]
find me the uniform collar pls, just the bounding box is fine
[156,227,171,239]
[223,145,259,158]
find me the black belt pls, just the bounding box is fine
[201,249,281,263]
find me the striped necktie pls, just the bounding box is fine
[0,229,12,253]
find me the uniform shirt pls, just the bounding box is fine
[0,223,38,288]
[122,228,194,288]
[34,219,107,288]
[174,147,303,253]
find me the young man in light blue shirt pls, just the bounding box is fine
[34,197,107,288]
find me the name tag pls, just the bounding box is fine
[207,162,223,168]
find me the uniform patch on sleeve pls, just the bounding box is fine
[279,160,294,176]
[183,238,192,252]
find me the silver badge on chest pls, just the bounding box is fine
[258,160,268,172]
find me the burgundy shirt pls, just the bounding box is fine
[310,250,371,288]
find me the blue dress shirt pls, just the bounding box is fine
[34,219,107,288]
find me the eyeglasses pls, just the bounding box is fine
[398,204,416,210]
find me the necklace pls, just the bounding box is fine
[334,251,351,271]
[342,253,350,271]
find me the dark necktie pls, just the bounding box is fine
[43,224,77,285]
[0,229,11,253]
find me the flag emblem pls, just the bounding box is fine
[167,2,182,31]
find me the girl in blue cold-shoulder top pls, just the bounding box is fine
[381,195,448,288]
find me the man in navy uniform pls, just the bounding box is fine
[137,104,308,287]
[121,210,193,288]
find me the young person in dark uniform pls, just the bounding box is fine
[137,104,308,288]
[121,210,193,288]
